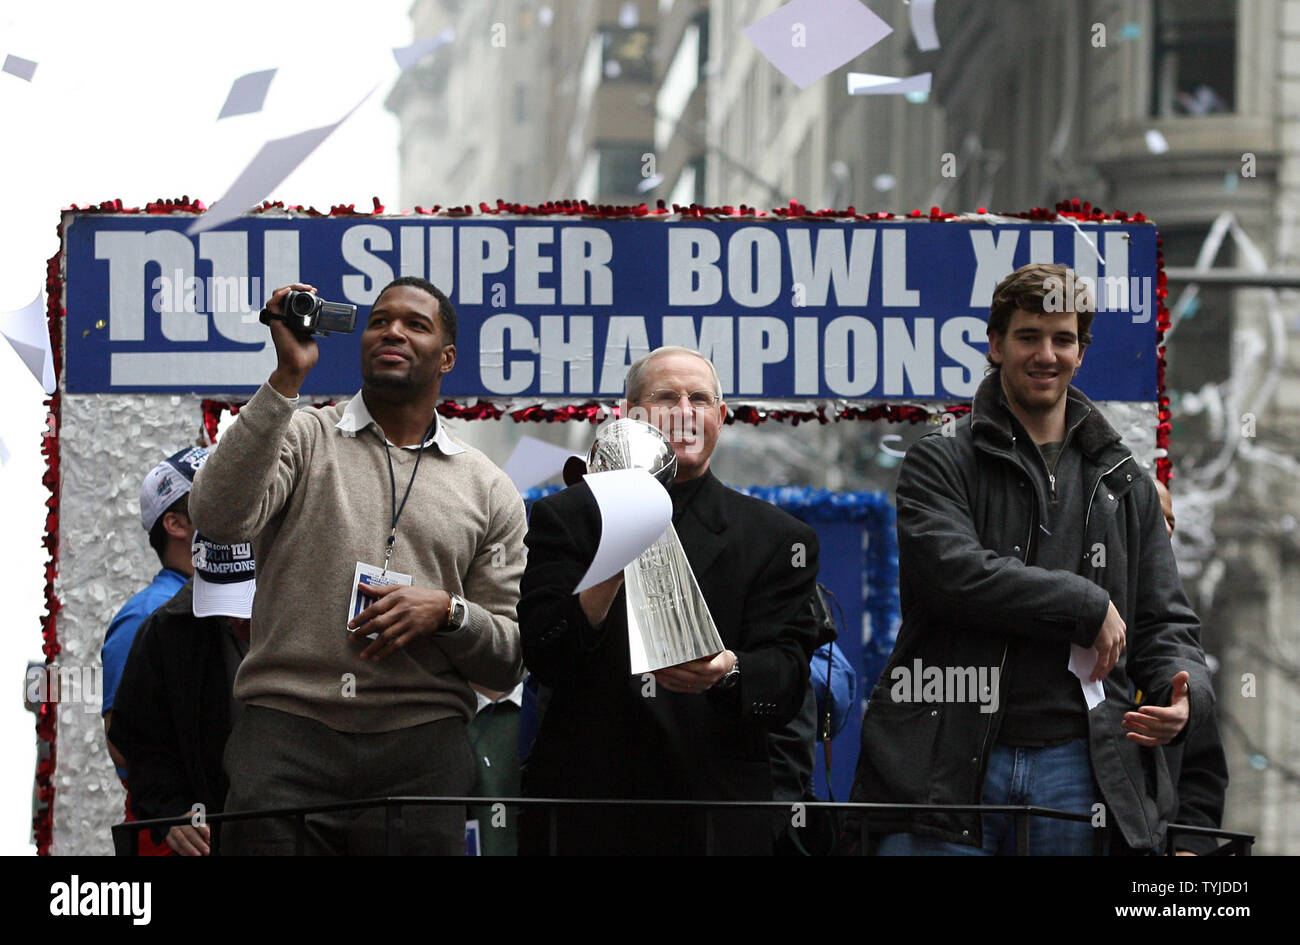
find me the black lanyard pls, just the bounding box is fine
[381,417,438,574]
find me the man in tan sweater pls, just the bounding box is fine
[190,276,526,855]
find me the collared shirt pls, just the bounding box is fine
[334,389,465,455]
[474,681,525,715]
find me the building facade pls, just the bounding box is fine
[389,0,1299,851]
[703,0,1300,856]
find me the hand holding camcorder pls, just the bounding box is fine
[259,289,358,337]
[263,284,326,397]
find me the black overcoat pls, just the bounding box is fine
[518,471,821,855]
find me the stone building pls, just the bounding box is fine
[388,0,1299,850]
[700,0,1298,856]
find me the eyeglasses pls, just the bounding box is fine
[643,389,720,409]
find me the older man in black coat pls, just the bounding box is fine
[518,346,821,855]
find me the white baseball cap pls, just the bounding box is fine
[140,446,208,532]
[191,533,257,619]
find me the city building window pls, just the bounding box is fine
[575,152,599,201]
[514,83,528,124]
[1150,0,1236,117]
[592,144,655,197]
[601,26,655,82]
[794,131,813,204]
[1161,226,1234,388]
[656,22,701,149]
[578,32,603,106]
[667,158,704,207]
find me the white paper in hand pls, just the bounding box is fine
[573,469,672,593]
[1068,644,1107,711]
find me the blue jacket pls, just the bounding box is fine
[101,568,188,716]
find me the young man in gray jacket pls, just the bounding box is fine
[849,262,1213,855]
[190,277,526,855]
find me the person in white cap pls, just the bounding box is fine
[111,535,255,855]
[102,446,208,770]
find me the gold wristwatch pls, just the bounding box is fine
[446,593,469,632]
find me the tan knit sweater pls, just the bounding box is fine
[190,383,526,732]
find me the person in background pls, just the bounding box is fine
[110,533,255,856]
[101,446,207,857]
[466,682,523,856]
[102,446,208,767]
[1151,478,1229,855]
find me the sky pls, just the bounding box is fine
[0,0,413,854]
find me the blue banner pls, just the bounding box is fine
[63,214,1159,400]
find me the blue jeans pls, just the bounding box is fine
[877,738,1101,856]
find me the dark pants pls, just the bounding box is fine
[221,704,474,855]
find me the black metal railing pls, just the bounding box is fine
[112,797,1254,856]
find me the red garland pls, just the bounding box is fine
[1154,234,1172,485]
[200,399,237,444]
[201,399,335,442]
[34,242,65,856]
[63,195,1158,226]
[505,403,609,423]
[727,403,970,426]
[203,396,971,428]
[439,400,505,422]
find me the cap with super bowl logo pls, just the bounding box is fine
[140,446,209,532]
[191,533,257,619]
